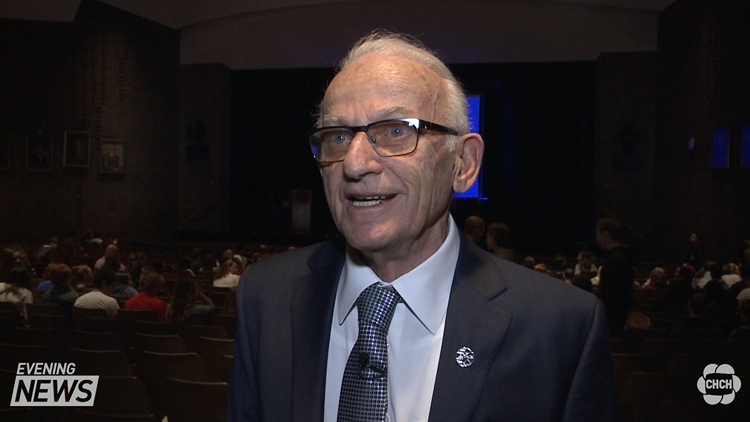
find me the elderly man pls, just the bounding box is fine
[229,32,616,421]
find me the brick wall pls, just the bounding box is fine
[0,1,180,242]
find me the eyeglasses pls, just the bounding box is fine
[308,118,460,163]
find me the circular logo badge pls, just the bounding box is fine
[697,363,742,405]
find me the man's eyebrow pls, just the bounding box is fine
[321,107,414,127]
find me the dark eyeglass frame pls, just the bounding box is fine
[308,117,460,163]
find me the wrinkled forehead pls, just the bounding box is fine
[321,53,444,123]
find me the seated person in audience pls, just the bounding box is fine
[213,257,242,288]
[692,260,718,289]
[12,247,35,275]
[41,263,79,320]
[668,291,720,338]
[463,215,485,247]
[113,271,138,297]
[0,265,33,321]
[521,255,536,269]
[562,267,575,284]
[74,268,119,317]
[638,266,665,291]
[734,266,750,310]
[485,222,516,262]
[165,279,214,324]
[127,252,144,284]
[94,244,126,271]
[125,271,167,322]
[71,265,94,295]
[35,236,59,268]
[574,250,597,275]
[720,262,742,289]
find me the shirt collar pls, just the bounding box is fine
[336,215,460,335]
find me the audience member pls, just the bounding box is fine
[35,237,59,268]
[720,263,742,289]
[485,222,516,261]
[125,271,167,322]
[0,265,33,321]
[742,236,750,273]
[596,218,635,338]
[71,265,94,295]
[36,270,54,291]
[94,244,126,271]
[165,280,214,324]
[41,263,79,320]
[692,260,718,289]
[684,232,704,269]
[74,269,119,317]
[113,272,138,297]
[664,265,695,307]
[638,266,665,291]
[562,267,575,284]
[463,215,485,246]
[127,252,144,284]
[213,257,241,288]
[574,250,597,274]
[521,255,536,269]
[668,292,720,338]
[11,247,35,275]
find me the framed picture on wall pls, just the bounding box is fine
[27,132,53,172]
[63,131,91,168]
[100,140,125,173]
[0,133,10,171]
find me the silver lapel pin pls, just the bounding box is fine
[455,346,474,368]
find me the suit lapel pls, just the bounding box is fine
[428,239,512,422]
[291,240,345,422]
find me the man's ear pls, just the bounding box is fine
[453,133,484,193]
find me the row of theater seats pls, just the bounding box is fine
[0,303,238,422]
[612,327,750,422]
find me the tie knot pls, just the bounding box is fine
[356,283,400,329]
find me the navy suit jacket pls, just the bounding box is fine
[228,236,618,421]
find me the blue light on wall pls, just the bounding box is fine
[454,95,484,199]
[711,128,730,168]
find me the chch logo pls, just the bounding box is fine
[697,363,742,405]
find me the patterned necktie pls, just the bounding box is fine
[337,283,401,422]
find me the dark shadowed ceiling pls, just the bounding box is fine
[0,0,676,68]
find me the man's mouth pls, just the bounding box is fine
[350,196,392,207]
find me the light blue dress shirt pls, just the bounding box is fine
[324,216,460,422]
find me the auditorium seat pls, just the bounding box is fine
[133,333,186,361]
[73,330,125,353]
[196,336,234,382]
[165,378,229,422]
[180,323,227,352]
[70,348,133,377]
[213,313,237,339]
[138,351,208,418]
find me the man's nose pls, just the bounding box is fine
[342,131,382,177]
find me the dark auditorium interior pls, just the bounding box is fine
[1,1,750,421]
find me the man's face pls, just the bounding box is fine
[318,53,459,261]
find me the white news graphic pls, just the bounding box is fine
[696,363,742,405]
[11,363,99,407]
